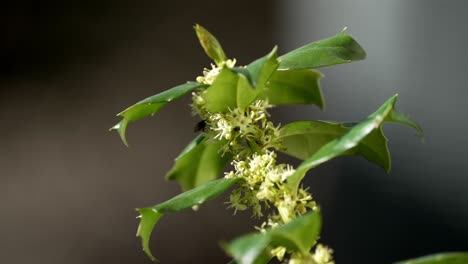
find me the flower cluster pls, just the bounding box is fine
[208,101,282,156]
[196,59,237,85]
[193,58,333,264]
[289,244,335,264]
[225,150,316,225]
[191,59,236,119]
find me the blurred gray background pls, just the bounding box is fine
[0,1,466,263]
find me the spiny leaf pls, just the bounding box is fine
[136,208,163,261]
[223,211,321,264]
[245,46,279,89]
[278,28,366,70]
[230,46,279,90]
[166,135,232,191]
[202,52,326,113]
[202,47,282,113]
[388,110,424,139]
[287,94,423,191]
[394,252,468,264]
[259,69,324,108]
[194,24,227,65]
[111,82,206,146]
[137,178,239,261]
[279,120,390,172]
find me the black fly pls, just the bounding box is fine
[194,120,207,132]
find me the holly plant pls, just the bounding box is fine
[111,25,467,264]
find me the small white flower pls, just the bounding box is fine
[224,59,237,68]
[192,92,205,105]
[281,165,295,182]
[213,119,233,140]
[256,181,275,201]
[266,169,281,183]
[313,244,335,264]
[196,59,237,85]
[270,247,287,261]
[224,171,235,179]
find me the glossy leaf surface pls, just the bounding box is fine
[203,46,282,113]
[224,211,321,264]
[279,120,390,172]
[194,24,227,65]
[278,29,366,70]
[395,253,468,264]
[166,135,232,191]
[287,95,423,190]
[259,69,324,108]
[137,178,239,261]
[202,45,327,112]
[245,46,279,89]
[111,82,206,146]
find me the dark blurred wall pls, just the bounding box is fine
[2,1,467,264]
[0,2,276,263]
[277,0,468,263]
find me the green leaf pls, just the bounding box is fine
[237,74,259,109]
[394,252,468,264]
[259,69,324,108]
[203,67,238,112]
[245,46,279,89]
[203,61,325,113]
[279,120,390,172]
[136,208,163,262]
[203,68,258,112]
[287,94,423,190]
[166,135,232,191]
[111,81,206,146]
[194,24,227,65]
[202,46,282,113]
[137,178,239,261]
[223,211,322,264]
[278,29,366,70]
[388,110,425,139]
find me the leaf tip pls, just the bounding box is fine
[412,121,425,141]
[270,45,279,56]
[110,120,129,147]
[193,23,205,36]
[390,93,399,104]
[389,97,425,140]
[385,164,392,174]
[419,135,426,144]
[136,208,162,262]
[319,104,325,111]
[193,24,227,65]
[219,240,233,257]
